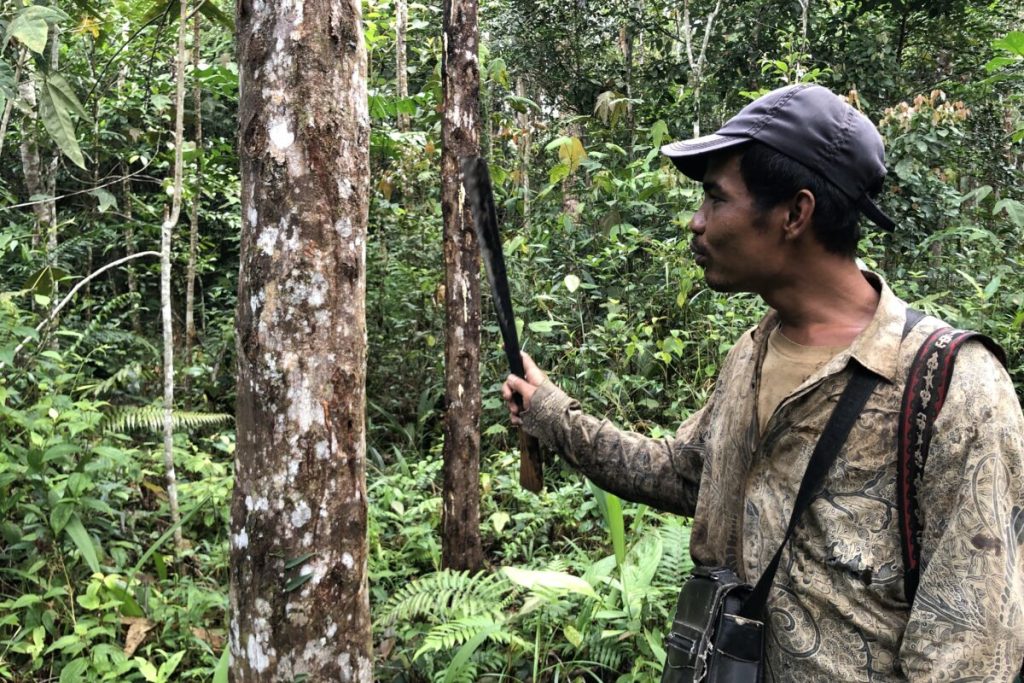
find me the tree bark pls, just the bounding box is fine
[185,12,203,373]
[232,0,372,679]
[396,0,409,131]
[516,77,531,229]
[160,0,189,552]
[441,0,484,572]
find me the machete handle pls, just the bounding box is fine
[518,430,544,493]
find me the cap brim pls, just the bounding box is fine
[660,134,748,181]
[857,196,896,232]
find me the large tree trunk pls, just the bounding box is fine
[440,0,484,571]
[232,0,372,680]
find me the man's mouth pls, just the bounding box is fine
[691,243,709,265]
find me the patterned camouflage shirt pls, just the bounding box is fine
[522,273,1024,682]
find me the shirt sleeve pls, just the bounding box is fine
[520,379,710,517]
[899,341,1024,681]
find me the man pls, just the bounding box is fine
[502,84,1024,681]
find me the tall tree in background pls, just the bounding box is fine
[231,0,372,679]
[160,0,189,550]
[440,0,484,571]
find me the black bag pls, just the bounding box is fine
[661,567,762,683]
[662,363,884,683]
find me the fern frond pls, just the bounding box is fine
[382,570,516,626]
[589,638,625,672]
[655,518,694,589]
[102,405,233,433]
[78,362,145,398]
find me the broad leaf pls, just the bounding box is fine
[502,567,597,597]
[64,514,101,572]
[993,199,1024,228]
[37,75,87,169]
[4,6,68,54]
[993,31,1024,57]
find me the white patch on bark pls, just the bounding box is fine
[232,529,249,549]
[246,605,275,675]
[269,119,294,152]
[257,226,279,256]
[341,552,354,570]
[335,217,352,238]
[288,459,299,478]
[287,376,324,432]
[315,441,329,460]
[461,273,470,322]
[246,495,270,512]
[291,500,312,528]
[248,206,258,227]
[326,622,337,638]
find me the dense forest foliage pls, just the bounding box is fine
[0,0,1021,680]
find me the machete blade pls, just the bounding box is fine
[460,155,544,493]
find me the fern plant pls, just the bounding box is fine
[102,404,233,433]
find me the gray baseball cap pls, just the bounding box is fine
[661,84,894,231]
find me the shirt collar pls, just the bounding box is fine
[748,271,909,384]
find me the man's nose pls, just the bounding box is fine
[689,206,706,234]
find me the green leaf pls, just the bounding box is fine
[589,483,625,566]
[157,650,186,681]
[284,552,317,570]
[993,31,1024,57]
[89,188,117,213]
[50,503,75,534]
[134,657,159,683]
[490,511,510,534]
[2,6,65,61]
[527,320,558,333]
[198,0,234,29]
[284,572,314,592]
[213,648,230,683]
[993,199,1024,228]
[548,162,570,184]
[650,119,669,148]
[59,657,89,683]
[5,594,43,610]
[64,514,101,572]
[37,75,86,169]
[442,626,499,683]
[502,567,597,597]
[505,94,540,114]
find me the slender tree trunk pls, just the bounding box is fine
[232,0,372,679]
[185,13,203,372]
[440,0,484,572]
[396,0,409,132]
[516,77,531,229]
[19,80,52,252]
[161,0,189,551]
[0,51,25,161]
[681,0,722,137]
[124,178,142,334]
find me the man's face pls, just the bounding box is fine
[688,151,786,294]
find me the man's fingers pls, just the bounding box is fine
[520,352,547,385]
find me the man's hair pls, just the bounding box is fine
[737,141,879,258]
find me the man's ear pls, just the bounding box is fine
[783,189,815,241]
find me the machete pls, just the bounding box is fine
[460,155,544,493]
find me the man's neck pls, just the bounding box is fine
[761,259,880,348]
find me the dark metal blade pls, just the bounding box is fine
[460,155,524,379]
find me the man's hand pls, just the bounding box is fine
[501,352,547,425]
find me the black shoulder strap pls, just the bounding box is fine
[739,363,882,620]
[898,323,1007,603]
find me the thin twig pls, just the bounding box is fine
[4,251,161,366]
